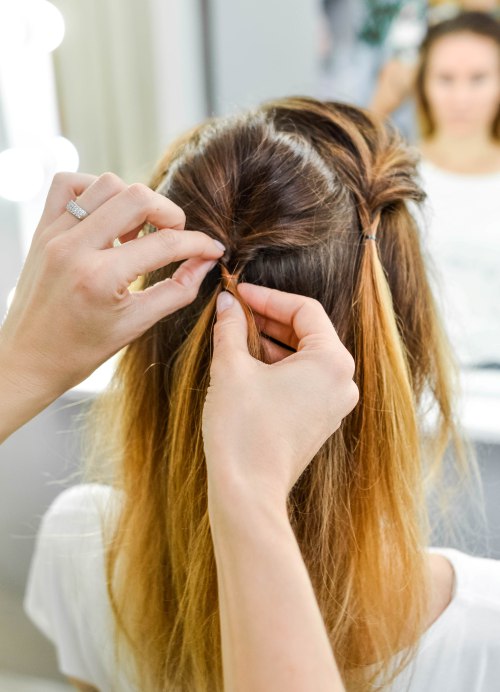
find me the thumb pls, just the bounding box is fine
[212,291,249,358]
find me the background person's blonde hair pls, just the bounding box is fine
[84,97,469,691]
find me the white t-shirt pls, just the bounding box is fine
[25,484,500,691]
[417,159,500,368]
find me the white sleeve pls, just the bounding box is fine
[24,484,111,684]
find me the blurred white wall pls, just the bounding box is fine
[0,106,22,328]
[51,0,159,182]
[149,0,207,145]
[209,0,318,114]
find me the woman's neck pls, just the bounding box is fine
[420,130,500,175]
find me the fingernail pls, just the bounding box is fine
[213,239,226,252]
[205,259,218,271]
[217,291,234,313]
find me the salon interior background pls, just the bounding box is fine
[0,0,499,688]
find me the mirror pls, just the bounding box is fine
[0,2,499,689]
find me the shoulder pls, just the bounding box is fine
[27,483,119,600]
[25,484,124,687]
[41,482,116,520]
[31,483,124,587]
[431,547,500,608]
[390,549,500,690]
[26,482,121,620]
[37,483,120,543]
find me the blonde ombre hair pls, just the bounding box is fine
[84,97,467,690]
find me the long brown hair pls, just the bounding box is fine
[416,11,500,139]
[85,97,466,690]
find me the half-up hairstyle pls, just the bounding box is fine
[84,97,466,690]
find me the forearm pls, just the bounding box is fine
[0,341,61,444]
[208,480,345,692]
[370,59,416,117]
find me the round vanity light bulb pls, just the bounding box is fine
[0,148,45,201]
[26,0,65,54]
[50,136,80,173]
[0,4,26,57]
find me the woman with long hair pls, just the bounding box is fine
[370,2,500,128]
[25,97,500,691]
[415,11,500,367]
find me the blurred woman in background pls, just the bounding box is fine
[370,1,500,135]
[416,12,500,367]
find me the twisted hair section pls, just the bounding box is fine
[82,97,468,691]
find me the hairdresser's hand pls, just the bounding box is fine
[202,285,359,510]
[0,171,224,443]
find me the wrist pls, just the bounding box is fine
[0,331,67,398]
[207,469,290,536]
[0,337,62,443]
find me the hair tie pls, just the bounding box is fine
[362,209,381,242]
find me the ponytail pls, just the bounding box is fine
[348,209,429,680]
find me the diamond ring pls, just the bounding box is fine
[66,199,89,220]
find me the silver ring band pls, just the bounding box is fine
[66,199,89,220]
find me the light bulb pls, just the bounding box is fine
[0,1,65,57]
[47,136,80,173]
[25,0,65,54]
[0,148,45,201]
[0,3,27,57]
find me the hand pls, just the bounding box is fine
[0,171,225,398]
[370,58,417,117]
[202,284,359,508]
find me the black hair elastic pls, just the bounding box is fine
[363,234,378,241]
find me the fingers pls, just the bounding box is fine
[36,172,98,231]
[170,255,218,285]
[253,312,298,351]
[42,175,189,252]
[237,283,340,353]
[211,292,249,359]
[260,335,294,363]
[70,183,187,249]
[130,257,218,329]
[108,228,225,281]
[59,172,128,233]
[38,172,128,243]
